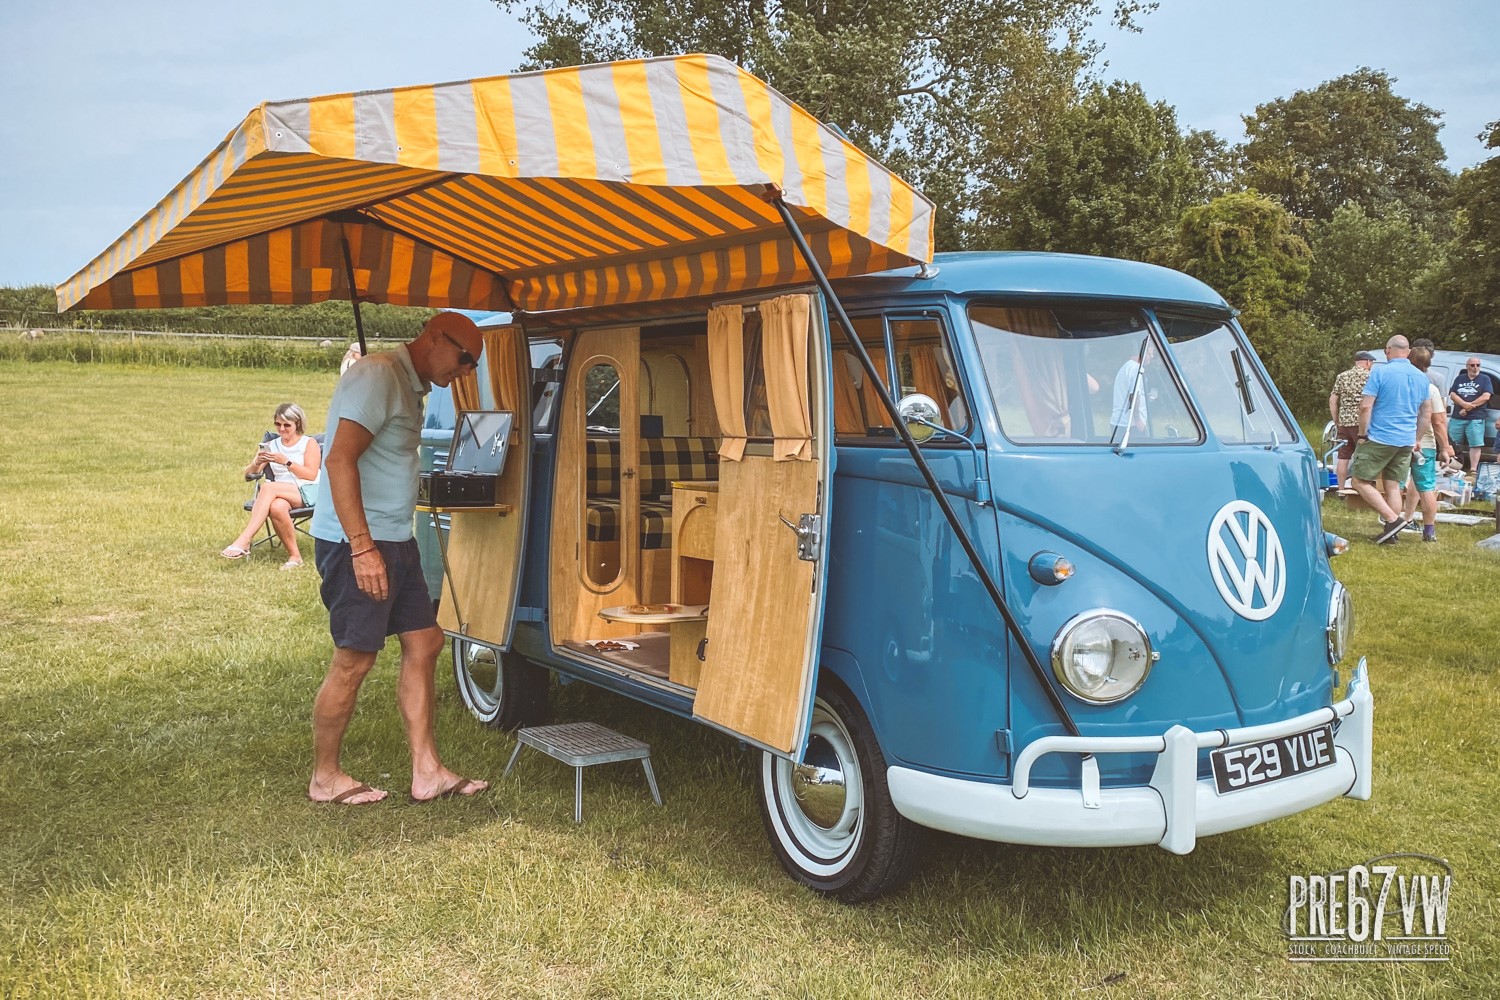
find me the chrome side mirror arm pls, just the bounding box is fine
[898,393,991,506]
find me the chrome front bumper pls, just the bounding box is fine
[887,660,1373,854]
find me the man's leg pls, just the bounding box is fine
[1401,475,1418,523]
[397,625,489,800]
[1350,478,1398,521]
[309,646,386,803]
[1382,475,1405,518]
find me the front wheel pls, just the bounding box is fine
[451,636,549,730]
[757,686,920,902]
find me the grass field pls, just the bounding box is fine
[1,361,1496,999]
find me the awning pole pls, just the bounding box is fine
[339,231,368,356]
[772,198,1081,740]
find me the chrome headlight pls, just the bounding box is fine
[1050,610,1156,704]
[1327,582,1353,665]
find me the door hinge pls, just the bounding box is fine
[778,512,822,562]
[515,606,547,623]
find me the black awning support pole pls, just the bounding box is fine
[773,198,1081,740]
[339,230,368,356]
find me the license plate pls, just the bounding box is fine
[1211,724,1336,795]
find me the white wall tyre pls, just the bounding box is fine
[451,636,549,730]
[757,686,920,902]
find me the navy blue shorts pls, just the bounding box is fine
[315,537,437,652]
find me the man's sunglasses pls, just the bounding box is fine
[443,333,477,369]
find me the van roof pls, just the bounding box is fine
[841,250,1232,311]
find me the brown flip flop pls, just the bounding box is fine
[310,783,385,806]
[410,777,488,804]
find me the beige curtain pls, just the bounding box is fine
[832,352,865,434]
[910,344,947,425]
[451,369,481,413]
[761,294,813,460]
[484,326,528,422]
[996,307,1068,437]
[708,304,747,461]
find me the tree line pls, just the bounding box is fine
[494,0,1499,416]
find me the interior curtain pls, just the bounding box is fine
[910,344,947,425]
[860,353,893,427]
[995,308,1067,437]
[451,368,481,413]
[484,327,528,445]
[832,352,866,434]
[707,304,747,461]
[760,294,813,461]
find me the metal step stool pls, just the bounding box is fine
[503,722,662,823]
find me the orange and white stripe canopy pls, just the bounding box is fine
[58,53,934,316]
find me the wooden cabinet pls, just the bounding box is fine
[671,481,717,604]
[670,480,718,688]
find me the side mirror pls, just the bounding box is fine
[898,393,942,444]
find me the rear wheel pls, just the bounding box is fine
[757,686,920,902]
[451,636,549,730]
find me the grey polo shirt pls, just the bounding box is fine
[310,345,429,543]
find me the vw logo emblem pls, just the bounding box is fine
[1207,500,1286,621]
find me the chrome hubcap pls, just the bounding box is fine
[456,640,500,714]
[790,734,848,830]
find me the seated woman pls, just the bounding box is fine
[221,403,322,569]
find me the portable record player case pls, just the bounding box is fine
[418,410,513,507]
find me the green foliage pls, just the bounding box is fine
[0,332,364,371]
[1168,191,1311,332]
[0,284,434,342]
[494,0,1157,250]
[1239,68,1452,226]
[1406,121,1500,354]
[1304,203,1440,333]
[992,81,1210,261]
[1253,310,1364,419]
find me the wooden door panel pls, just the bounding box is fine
[693,455,821,754]
[549,327,640,645]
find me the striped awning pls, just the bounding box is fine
[58,54,934,316]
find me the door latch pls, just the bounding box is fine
[777,512,822,562]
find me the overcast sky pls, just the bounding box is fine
[2,0,1495,290]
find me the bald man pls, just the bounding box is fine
[1350,335,1435,545]
[307,313,491,805]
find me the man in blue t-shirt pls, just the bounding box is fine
[1447,357,1494,472]
[306,312,491,806]
[1349,336,1435,544]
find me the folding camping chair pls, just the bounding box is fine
[243,432,324,551]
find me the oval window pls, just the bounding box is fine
[583,362,622,587]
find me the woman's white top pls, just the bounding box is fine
[264,434,320,486]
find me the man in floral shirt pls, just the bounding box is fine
[1328,350,1376,489]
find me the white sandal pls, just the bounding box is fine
[280,559,303,571]
[221,545,250,560]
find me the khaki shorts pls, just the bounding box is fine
[1350,441,1413,485]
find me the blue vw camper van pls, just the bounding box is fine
[431,251,1372,902]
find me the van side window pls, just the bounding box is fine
[890,318,969,434]
[971,302,1200,446]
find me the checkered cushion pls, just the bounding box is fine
[639,500,672,549]
[584,435,718,548]
[638,436,720,497]
[587,499,619,542]
[586,437,621,496]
